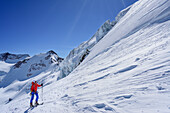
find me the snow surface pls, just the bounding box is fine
[0,0,170,113]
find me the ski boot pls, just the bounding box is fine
[30,103,33,107]
[35,101,39,106]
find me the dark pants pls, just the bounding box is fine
[30,91,39,103]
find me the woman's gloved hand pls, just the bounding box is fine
[30,91,32,96]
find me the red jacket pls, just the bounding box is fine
[31,82,41,92]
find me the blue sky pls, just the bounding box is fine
[0,0,138,58]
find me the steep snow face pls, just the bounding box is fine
[83,0,170,63]
[59,20,115,79]
[0,50,63,87]
[0,52,29,63]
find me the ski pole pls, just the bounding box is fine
[41,83,43,102]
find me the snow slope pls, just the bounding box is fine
[0,61,14,82]
[0,0,170,113]
[0,61,13,73]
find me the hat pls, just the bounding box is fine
[33,80,37,83]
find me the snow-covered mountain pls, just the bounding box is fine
[0,50,63,87]
[0,52,29,63]
[59,19,120,79]
[0,0,169,112]
[59,4,132,79]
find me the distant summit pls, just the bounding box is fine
[0,52,29,63]
[46,50,58,55]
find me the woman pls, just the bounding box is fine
[30,81,43,107]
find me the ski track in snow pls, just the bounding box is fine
[0,0,170,113]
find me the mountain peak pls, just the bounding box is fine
[46,50,58,56]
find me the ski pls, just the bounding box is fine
[34,102,44,107]
[24,107,34,113]
[25,103,43,112]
